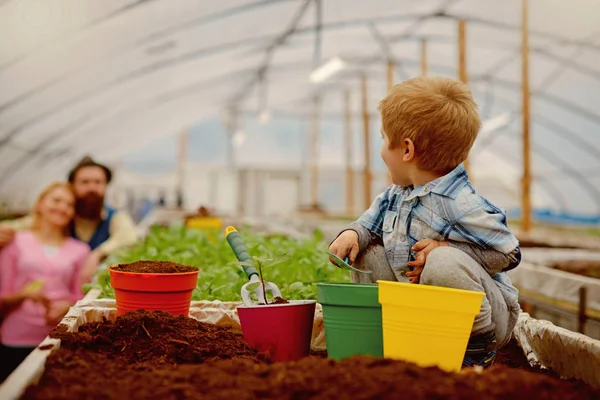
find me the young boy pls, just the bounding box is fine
[328,76,521,369]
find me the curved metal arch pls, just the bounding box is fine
[0,36,267,151]
[482,76,600,126]
[3,0,600,129]
[0,61,315,189]
[4,11,600,155]
[270,34,600,128]
[7,1,599,78]
[265,59,600,166]
[475,128,600,214]
[472,147,569,213]
[263,79,596,213]
[0,33,261,115]
[469,85,600,166]
[0,0,156,72]
[0,0,316,157]
[0,0,288,73]
[238,106,572,212]
[479,77,495,120]
[0,9,427,114]
[1,20,600,198]
[225,0,312,106]
[440,12,600,53]
[533,114,600,161]
[235,104,579,215]
[0,1,309,114]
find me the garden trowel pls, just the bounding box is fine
[225,226,282,306]
[327,251,372,274]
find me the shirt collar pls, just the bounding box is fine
[404,163,469,201]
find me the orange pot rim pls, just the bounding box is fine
[108,266,199,277]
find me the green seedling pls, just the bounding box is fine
[87,225,350,301]
[229,253,290,304]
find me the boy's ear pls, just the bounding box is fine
[402,138,416,162]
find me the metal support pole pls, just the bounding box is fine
[458,20,471,176]
[344,90,354,215]
[421,38,428,76]
[361,74,372,208]
[521,0,533,233]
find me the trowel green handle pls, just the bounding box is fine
[225,226,258,280]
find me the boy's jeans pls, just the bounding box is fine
[351,245,518,348]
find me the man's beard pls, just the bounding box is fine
[75,192,105,220]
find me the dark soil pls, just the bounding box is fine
[517,239,581,249]
[268,296,289,305]
[550,260,600,279]
[494,339,569,380]
[110,260,198,274]
[47,310,267,366]
[22,312,599,400]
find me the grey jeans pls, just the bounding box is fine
[352,245,517,347]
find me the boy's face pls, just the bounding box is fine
[380,130,413,187]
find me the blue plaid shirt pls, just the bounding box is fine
[357,163,520,297]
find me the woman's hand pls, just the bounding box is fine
[80,249,106,283]
[0,281,49,318]
[0,225,15,248]
[45,300,72,326]
[19,280,47,303]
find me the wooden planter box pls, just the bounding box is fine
[1,296,599,400]
[0,299,325,400]
[509,249,600,338]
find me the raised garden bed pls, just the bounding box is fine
[7,309,599,400]
[508,249,600,338]
[518,239,581,249]
[550,260,600,279]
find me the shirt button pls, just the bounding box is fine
[398,234,406,242]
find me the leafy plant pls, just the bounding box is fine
[86,224,351,301]
[230,254,290,305]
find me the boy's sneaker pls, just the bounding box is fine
[462,330,497,369]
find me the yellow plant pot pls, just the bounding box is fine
[378,280,484,372]
[185,217,223,242]
[185,217,222,229]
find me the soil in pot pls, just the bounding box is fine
[110,260,198,274]
[269,296,289,305]
[21,311,600,400]
[109,261,200,316]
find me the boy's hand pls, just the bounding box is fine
[328,230,360,265]
[406,239,449,284]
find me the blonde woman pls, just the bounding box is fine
[0,182,90,381]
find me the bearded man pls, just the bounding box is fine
[0,156,138,282]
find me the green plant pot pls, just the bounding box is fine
[317,282,383,360]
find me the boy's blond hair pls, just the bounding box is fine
[378,76,481,175]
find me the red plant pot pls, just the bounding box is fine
[237,300,316,362]
[109,268,199,316]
